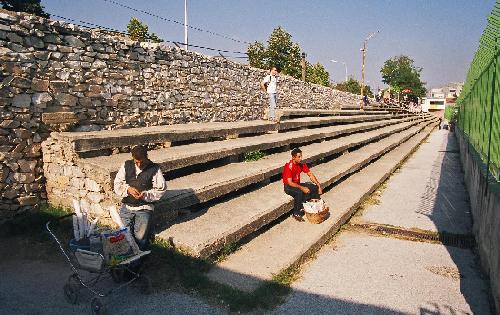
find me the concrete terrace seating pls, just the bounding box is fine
[276,108,390,121]
[42,108,438,292]
[52,120,277,154]
[158,118,435,256]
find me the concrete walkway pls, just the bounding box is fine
[273,130,492,315]
[0,258,226,315]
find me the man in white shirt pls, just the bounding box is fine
[114,145,167,249]
[261,65,279,121]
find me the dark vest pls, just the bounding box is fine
[122,159,160,207]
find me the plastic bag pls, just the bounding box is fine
[303,199,325,214]
[102,228,140,265]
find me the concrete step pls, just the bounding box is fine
[154,118,433,214]
[276,108,389,120]
[53,120,277,153]
[80,116,419,179]
[156,120,435,259]
[277,114,407,130]
[342,104,408,113]
[206,122,437,292]
[56,111,402,154]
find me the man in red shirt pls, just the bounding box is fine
[283,148,323,222]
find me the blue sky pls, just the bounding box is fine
[42,0,495,90]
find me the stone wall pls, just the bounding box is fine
[456,130,500,313]
[0,9,360,221]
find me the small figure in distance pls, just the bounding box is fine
[282,148,323,222]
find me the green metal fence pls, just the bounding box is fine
[457,1,499,180]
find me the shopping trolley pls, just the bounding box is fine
[46,213,152,315]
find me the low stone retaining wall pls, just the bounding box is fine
[455,129,500,312]
[0,8,361,221]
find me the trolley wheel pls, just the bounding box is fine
[110,267,125,283]
[63,283,78,304]
[63,274,79,304]
[91,297,106,315]
[136,275,152,295]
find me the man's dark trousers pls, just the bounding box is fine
[284,182,320,216]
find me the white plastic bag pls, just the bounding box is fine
[109,206,137,253]
[109,206,125,228]
[303,199,325,214]
[72,199,85,240]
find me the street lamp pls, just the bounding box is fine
[184,0,188,50]
[331,59,347,82]
[360,30,379,110]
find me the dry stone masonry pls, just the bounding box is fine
[0,9,361,221]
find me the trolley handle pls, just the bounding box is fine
[45,212,75,232]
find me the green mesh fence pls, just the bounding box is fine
[457,1,499,180]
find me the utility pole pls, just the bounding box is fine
[360,30,379,110]
[301,52,307,82]
[360,42,367,109]
[184,0,188,50]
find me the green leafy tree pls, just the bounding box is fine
[148,32,164,43]
[127,17,163,43]
[1,0,50,18]
[334,78,373,97]
[306,62,330,86]
[248,27,302,79]
[380,55,426,97]
[247,41,267,70]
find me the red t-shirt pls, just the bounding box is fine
[282,160,310,185]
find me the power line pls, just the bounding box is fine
[100,0,252,45]
[50,14,248,55]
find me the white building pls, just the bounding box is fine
[422,82,463,116]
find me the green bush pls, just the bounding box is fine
[444,105,458,123]
[244,150,266,162]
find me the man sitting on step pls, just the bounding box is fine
[114,145,167,250]
[282,148,323,222]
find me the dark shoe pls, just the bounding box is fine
[292,213,305,222]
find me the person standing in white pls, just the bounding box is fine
[261,65,279,121]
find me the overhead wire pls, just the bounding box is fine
[100,0,253,45]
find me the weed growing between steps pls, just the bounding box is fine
[215,241,240,263]
[243,150,267,162]
[272,265,302,286]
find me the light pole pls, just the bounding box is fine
[184,0,188,50]
[331,59,347,82]
[360,30,379,109]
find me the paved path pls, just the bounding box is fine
[354,129,472,235]
[273,130,491,315]
[0,258,226,315]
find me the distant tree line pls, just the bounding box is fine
[247,27,330,87]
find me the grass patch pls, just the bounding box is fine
[146,237,292,313]
[243,150,266,162]
[0,203,72,239]
[0,203,74,262]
